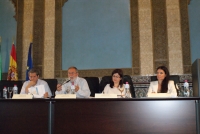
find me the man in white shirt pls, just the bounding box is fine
[20,68,52,98]
[55,66,90,98]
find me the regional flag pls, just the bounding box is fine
[7,43,18,81]
[0,36,2,80]
[26,43,33,80]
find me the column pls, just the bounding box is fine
[138,0,154,75]
[43,0,55,78]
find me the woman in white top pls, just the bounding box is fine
[103,69,125,96]
[147,66,177,97]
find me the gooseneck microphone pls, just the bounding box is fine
[57,80,70,89]
[62,80,70,85]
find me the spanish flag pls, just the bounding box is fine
[7,44,18,81]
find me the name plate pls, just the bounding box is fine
[95,94,117,98]
[147,93,172,98]
[12,94,33,99]
[55,94,76,99]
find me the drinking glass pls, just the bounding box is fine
[71,89,75,94]
[8,87,13,99]
[66,86,71,94]
[118,87,124,98]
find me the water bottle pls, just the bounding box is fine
[183,80,189,97]
[13,84,18,94]
[125,82,131,98]
[3,86,7,99]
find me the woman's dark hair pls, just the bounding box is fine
[110,69,123,88]
[156,66,170,93]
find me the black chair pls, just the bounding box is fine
[123,75,135,98]
[99,75,135,98]
[83,77,100,97]
[99,76,112,93]
[150,75,180,95]
[42,79,58,97]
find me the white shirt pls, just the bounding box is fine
[55,77,90,98]
[103,84,126,96]
[20,79,52,97]
[147,80,177,97]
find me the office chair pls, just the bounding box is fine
[42,79,58,98]
[150,75,180,96]
[83,77,100,97]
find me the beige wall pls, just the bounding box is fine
[11,0,191,79]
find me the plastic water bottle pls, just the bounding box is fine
[3,86,7,99]
[13,84,18,94]
[183,80,189,97]
[125,82,131,98]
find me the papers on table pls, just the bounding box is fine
[55,94,76,99]
[28,85,45,98]
[95,94,117,98]
[12,94,33,99]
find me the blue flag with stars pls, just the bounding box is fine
[26,43,33,80]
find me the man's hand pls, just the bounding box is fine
[57,84,62,91]
[75,85,79,92]
[25,81,37,93]
[44,92,48,98]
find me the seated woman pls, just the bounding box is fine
[147,66,177,97]
[103,69,126,97]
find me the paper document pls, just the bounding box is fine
[28,85,45,98]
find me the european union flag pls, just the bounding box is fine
[26,43,33,80]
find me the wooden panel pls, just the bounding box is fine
[130,0,140,75]
[54,99,196,134]
[179,0,191,74]
[33,0,45,77]
[152,0,169,71]
[55,0,63,77]
[0,100,48,134]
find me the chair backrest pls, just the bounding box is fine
[150,75,179,85]
[83,77,100,97]
[99,76,112,93]
[123,75,135,98]
[99,75,135,98]
[42,79,58,97]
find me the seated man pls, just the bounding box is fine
[55,66,90,98]
[20,68,52,98]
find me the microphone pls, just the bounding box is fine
[62,80,70,85]
[57,80,70,89]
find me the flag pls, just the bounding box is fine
[7,43,18,81]
[26,43,33,80]
[0,36,2,80]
